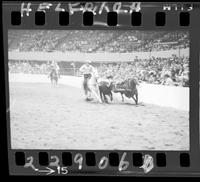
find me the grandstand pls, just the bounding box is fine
[8,30,189,87]
[8,30,189,52]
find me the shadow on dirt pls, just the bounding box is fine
[87,100,146,107]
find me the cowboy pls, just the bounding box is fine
[79,60,96,101]
[98,74,113,87]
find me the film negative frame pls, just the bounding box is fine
[2,1,200,176]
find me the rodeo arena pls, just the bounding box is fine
[8,30,189,150]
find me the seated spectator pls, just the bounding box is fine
[161,74,174,86]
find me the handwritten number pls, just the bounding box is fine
[61,167,69,175]
[24,156,33,167]
[49,155,60,167]
[118,152,129,171]
[24,156,38,171]
[98,156,109,169]
[74,153,83,170]
[23,153,154,174]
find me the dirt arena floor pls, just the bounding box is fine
[9,82,189,150]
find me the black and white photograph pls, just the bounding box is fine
[8,30,189,150]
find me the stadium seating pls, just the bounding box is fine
[8,30,189,87]
[8,30,189,53]
[98,56,189,87]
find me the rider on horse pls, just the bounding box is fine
[79,60,96,101]
[50,61,60,74]
[49,61,60,84]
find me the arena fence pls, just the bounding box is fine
[8,48,189,62]
[9,73,189,111]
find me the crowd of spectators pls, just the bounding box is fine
[8,30,189,53]
[8,30,189,87]
[8,61,50,74]
[98,55,189,87]
[8,60,82,76]
[9,30,70,52]
[9,55,189,87]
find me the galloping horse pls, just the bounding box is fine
[49,69,60,86]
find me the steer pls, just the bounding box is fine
[98,76,114,103]
[113,78,138,104]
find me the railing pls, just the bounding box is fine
[9,67,82,76]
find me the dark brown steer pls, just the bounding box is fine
[98,81,114,103]
[113,78,138,104]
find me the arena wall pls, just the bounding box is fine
[8,48,189,62]
[9,73,189,111]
